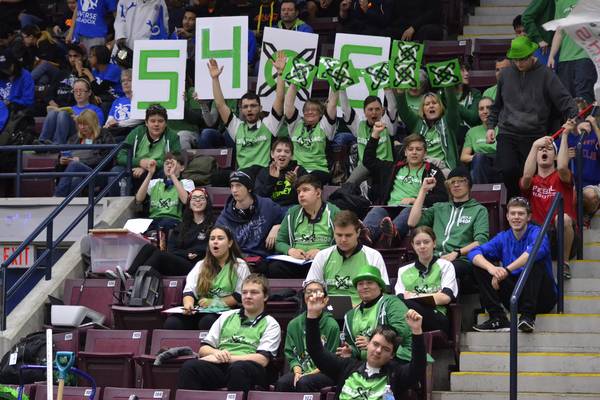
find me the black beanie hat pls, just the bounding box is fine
[229,170,254,191]
[447,166,472,187]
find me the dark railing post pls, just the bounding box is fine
[576,141,583,260]
[557,201,565,313]
[45,221,53,281]
[15,149,22,197]
[88,177,95,231]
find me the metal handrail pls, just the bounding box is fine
[509,193,564,400]
[0,142,132,330]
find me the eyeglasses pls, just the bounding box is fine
[447,178,468,186]
[191,195,207,202]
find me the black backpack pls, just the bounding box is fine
[328,182,371,219]
[124,266,163,307]
[0,332,47,384]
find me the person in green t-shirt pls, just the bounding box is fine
[207,52,287,178]
[135,153,195,231]
[395,226,458,335]
[547,0,597,103]
[275,279,338,392]
[164,225,251,330]
[177,273,281,392]
[460,97,501,184]
[284,83,338,185]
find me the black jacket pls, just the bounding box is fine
[254,160,307,206]
[487,60,577,137]
[363,136,448,206]
[306,316,426,399]
[167,219,213,261]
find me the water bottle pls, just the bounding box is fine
[382,384,395,400]
[119,178,127,196]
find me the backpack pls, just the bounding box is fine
[0,109,35,147]
[0,332,47,384]
[124,266,163,307]
[182,155,217,186]
[328,182,371,219]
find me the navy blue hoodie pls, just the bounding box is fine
[216,194,285,257]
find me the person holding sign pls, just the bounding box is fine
[339,88,397,185]
[395,226,458,335]
[284,84,338,185]
[207,52,287,179]
[305,288,426,400]
[164,226,250,330]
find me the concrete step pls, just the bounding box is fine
[450,371,600,393]
[474,6,526,16]
[564,278,600,295]
[475,314,600,333]
[582,243,600,259]
[433,391,600,400]
[480,0,529,6]
[460,351,600,373]
[564,296,600,313]
[463,25,516,35]
[469,15,519,25]
[461,332,600,353]
[568,261,600,278]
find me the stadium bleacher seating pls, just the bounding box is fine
[34,385,96,400]
[102,387,171,400]
[472,38,512,70]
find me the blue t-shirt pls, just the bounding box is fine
[0,103,8,132]
[559,132,600,188]
[93,63,124,97]
[74,0,117,39]
[108,96,131,121]
[72,103,106,126]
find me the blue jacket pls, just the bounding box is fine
[468,224,556,290]
[0,70,35,107]
[216,194,284,257]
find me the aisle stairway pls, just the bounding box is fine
[433,215,600,399]
[460,0,528,40]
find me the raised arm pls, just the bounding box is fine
[557,121,573,183]
[284,83,298,120]
[521,136,551,190]
[407,177,436,227]
[326,89,339,121]
[208,59,232,124]
[396,90,421,131]
[271,51,287,117]
[135,162,156,203]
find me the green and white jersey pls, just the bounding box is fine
[345,110,394,163]
[287,109,337,173]
[464,125,497,155]
[183,258,251,303]
[340,367,388,400]
[226,111,283,169]
[202,309,281,357]
[147,178,195,220]
[305,245,389,305]
[395,258,458,315]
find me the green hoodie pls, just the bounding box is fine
[284,311,340,373]
[397,88,460,170]
[116,124,181,169]
[275,202,340,255]
[521,0,555,45]
[418,198,489,257]
[343,294,412,362]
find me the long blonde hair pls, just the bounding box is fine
[418,92,446,121]
[75,110,100,140]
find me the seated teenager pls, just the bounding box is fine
[103,68,142,141]
[469,197,557,332]
[177,274,281,391]
[164,226,251,330]
[362,132,447,247]
[275,279,339,392]
[54,109,115,196]
[305,210,389,305]
[396,226,458,335]
[254,137,308,209]
[79,45,124,106]
[216,171,285,258]
[135,153,195,231]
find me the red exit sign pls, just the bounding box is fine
[2,245,34,268]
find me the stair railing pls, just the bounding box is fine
[509,193,564,400]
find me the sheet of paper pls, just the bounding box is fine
[123,218,153,234]
[266,254,312,265]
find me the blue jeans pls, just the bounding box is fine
[54,161,93,197]
[557,58,598,104]
[39,110,76,144]
[31,61,61,85]
[470,153,500,184]
[197,128,235,149]
[363,206,411,240]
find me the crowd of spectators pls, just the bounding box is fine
[0,0,598,396]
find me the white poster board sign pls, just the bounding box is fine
[333,33,391,117]
[131,40,187,120]
[195,16,248,99]
[256,27,319,111]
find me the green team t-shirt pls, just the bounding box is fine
[464,125,497,155]
[423,126,444,161]
[340,372,388,400]
[227,113,281,169]
[148,181,181,220]
[288,112,336,173]
[388,165,423,206]
[323,250,370,304]
[208,262,237,299]
[218,312,270,355]
[555,0,588,62]
[406,93,422,114]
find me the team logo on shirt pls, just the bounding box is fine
[457,215,472,225]
[114,103,131,121]
[413,283,440,295]
[332,275,352,290]
[81,0,98,12]
[0,83,12,101]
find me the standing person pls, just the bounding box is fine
[305,210,389,305]
[164,226,251,330]
[275,279,339,392]
[469,197,557,332]
[485,35,577,199]
[396,226,458,335]
[520,132,575,278]
[207,52,286,178]
[114,0,170,50]
[521,0,555,60]
[305,290,426,400]
[69,0,117,52]
[177,274,281,391]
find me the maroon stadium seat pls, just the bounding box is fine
[247,391,320,400]
[62,278,121,328]
[102,387,170,400]
[53,330,80,354]
[473,39,512,70]
[175,390,244,400]
[34,384,96,400]
[424,40,472,64]
[185,149,234,170]
[468,70,497,91]
[21,153,57,197]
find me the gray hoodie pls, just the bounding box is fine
[487,60,577,137]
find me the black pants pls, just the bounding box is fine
[453,259,478,295]
[402,299,450,336]
[163,313,220,331]
[253,260,311,279]
[496,134,538,200]
[472,262,557,319]
[275,371,335,392]
[129,244,195,276]
[177,359,267,391]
